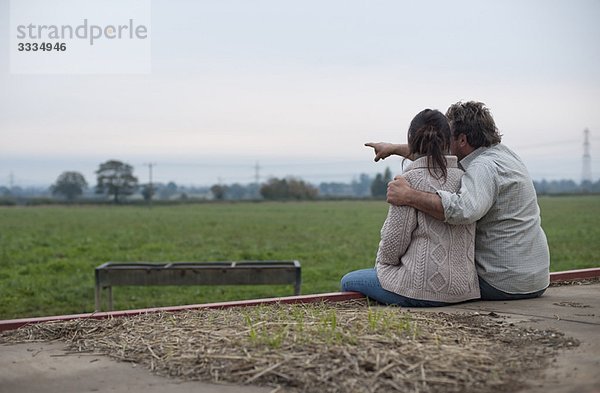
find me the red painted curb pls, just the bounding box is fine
[550,267,600,282]
[0,292,365,332]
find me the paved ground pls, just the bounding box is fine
[421,283,600,393]
[0,343,271,393]
[1,283,599,393]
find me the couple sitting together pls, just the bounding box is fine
[341,101,550,307]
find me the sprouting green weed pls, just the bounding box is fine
[367,307,382,330]
[266,326,287,349]
[329,309,337,331]
[290,306,305,333]
[243,313,258,342]
[411,322,421,340]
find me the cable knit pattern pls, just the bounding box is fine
[376,156,480,303]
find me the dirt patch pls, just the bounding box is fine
[552,301,591,308]
[0,300,579,393]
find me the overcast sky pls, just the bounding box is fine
[1,0,599,187]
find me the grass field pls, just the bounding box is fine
[0,196,598,319]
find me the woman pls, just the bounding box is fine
[341,109,480,306]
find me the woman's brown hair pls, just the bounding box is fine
[407,109,451,180]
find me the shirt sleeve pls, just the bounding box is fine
[437,162,497,225]
[375,203,417,266]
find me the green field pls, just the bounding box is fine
[1,196,599,319]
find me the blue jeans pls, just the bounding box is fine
[340,268,450,307]
[478,277,546,300]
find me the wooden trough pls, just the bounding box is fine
[94,261,302,311]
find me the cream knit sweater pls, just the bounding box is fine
[376,156,480,303]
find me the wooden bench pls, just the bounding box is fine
[94,260,301,311]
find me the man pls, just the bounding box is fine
[366,101,549,300]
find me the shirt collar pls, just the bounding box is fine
[459,146,488,170]
[405,155,459,172]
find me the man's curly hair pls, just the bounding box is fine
[445,101,502,148]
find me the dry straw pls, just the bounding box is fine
[549,276,600,287]
[1,300,578,393]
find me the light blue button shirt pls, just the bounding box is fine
[437,144,550,293]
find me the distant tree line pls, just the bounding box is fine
[533,179,600,194]
[260,177,318,200]
[3,160,600,205]
[370,167,392,198]
[40,160,398,203]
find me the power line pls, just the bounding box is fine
[254,161,260,184]
[155,159,372,168]
[143,162,157,203]
[582,129,592,189]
